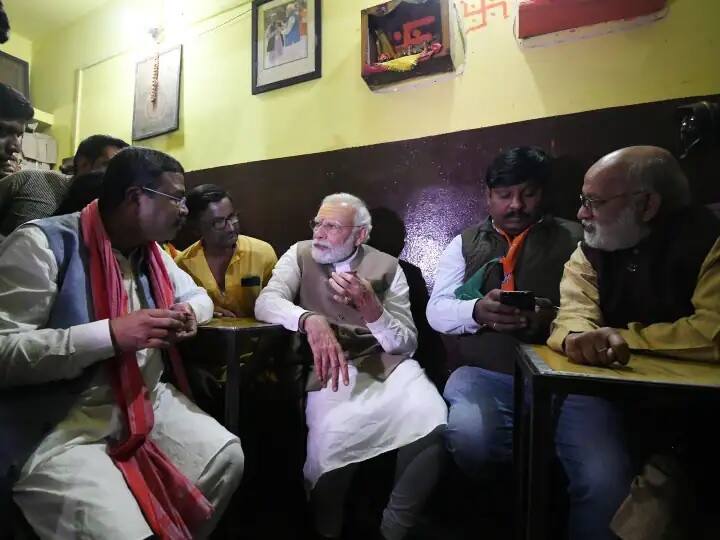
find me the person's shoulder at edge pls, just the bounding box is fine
[6,168,69,184]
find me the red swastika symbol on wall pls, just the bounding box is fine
[460,0,509,35]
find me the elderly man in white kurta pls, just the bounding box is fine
[0,147,243,539]
[255,192,447,540]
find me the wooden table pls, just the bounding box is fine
[513,345,720,540]
[197,317,285,435]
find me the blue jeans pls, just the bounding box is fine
[444,366,632,540]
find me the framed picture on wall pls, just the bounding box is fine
[132,45,182,141]
[252,0,321,95]
[0,51,30,100]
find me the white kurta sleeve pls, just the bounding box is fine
[158,246,214,324]
[0,226,115,387]
[254,243,308,331]
[426,235,481,335]
[365,264,418,355]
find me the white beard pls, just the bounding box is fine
[582,204,650,251]
[311,234,358,264]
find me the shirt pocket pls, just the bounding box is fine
[240,275,261,287]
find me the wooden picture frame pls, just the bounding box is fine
[132,45,182,141]
[252,0,322,95]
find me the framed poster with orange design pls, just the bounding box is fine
[252,0,321,94]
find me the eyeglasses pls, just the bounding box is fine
[209,214,240,231]
[309,219,362,233]
[142,186,187,208]
[579,191,646,212]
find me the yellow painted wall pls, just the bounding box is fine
[0,31,32,71]
[31,0,720,169]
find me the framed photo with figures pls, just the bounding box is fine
[252,0,321,94]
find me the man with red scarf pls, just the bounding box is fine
[0,147,243,539]
[427,147,631,540]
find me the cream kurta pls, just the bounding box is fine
[255,242,447,487]
[0,225,239,539]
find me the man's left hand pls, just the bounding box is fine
[564,327,630,367]
[170,303,198,341]
[328,272,383,323]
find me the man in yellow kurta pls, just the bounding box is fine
[548,146,720,365]
[175,184,277,318]
[548,145,720,539]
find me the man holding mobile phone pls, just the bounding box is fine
[428,147,631,540]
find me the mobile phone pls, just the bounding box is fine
[499,290,535,311]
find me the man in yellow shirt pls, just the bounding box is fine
[175,184,278,415]
[176,184,277,318]
[548,146,720,365]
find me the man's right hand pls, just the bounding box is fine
[213,306,238,318]
[304,314,349,392]
[109,309,187,353]
[473,289,529,332]
[564,327,630,367]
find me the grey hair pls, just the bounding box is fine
[321,192,373,239]
[627,153,691,216]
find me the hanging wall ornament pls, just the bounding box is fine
[132,43,182,141]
